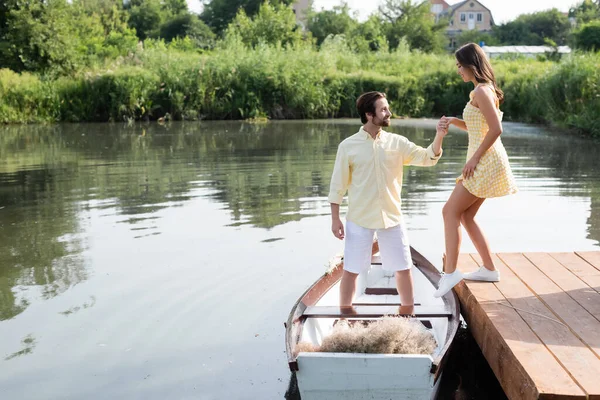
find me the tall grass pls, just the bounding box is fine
[1,41,599,137]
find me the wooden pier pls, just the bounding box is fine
[454,251,600,400]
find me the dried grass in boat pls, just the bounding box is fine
[297,316,437,356]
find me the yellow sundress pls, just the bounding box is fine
[457,84,518,198]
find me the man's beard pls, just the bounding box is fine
[374,116,391,127]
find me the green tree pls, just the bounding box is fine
[159,13,216,49]
[224,1,302,47]
[201,0,294,34]
[349,15,389,52]
[127,0,163,40]
[574,20,600,50]
[569,0,600,25]
[1,0,138,73]
[2,0,96,73]
[456,29,499,47]
[0,0,18,62]
[378,0,447,52]
[163,0,188,15]
[494,9,571,45]
[0,0,18,31]
[74,0,139,57]
[76,0,130,33]
[306,3,357,46]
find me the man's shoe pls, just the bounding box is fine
[433,271,464,298]
[463,266,500,282]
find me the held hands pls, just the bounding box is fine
[436,116,453,137]
[462,156,480,179]
[332,218,345,240]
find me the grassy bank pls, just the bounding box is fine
[1,41,599,137]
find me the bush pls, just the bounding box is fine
[1,46,599,137]
[574,20,600,51]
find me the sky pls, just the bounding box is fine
[186,0,581,24]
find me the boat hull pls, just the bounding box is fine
[297,352,442,400]
[285,245,460,400]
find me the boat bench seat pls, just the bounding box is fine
[303,305,452,319]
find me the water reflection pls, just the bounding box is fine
[2,121,600,321]
[4,334,36,361]
[0,120,598,399]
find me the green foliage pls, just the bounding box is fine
[0,69,60,123]
[201,0,294,34]
[0,0,137,73]
[3,47,600,137]
[2,0,87,73]
[349,15,389,53]
[127,0,163,40]
[163,0,189,15]
[497,53,600,136]
[574,20,600,51]
[76,0,131,35]
[534,53,600,135]
[1,0,599,137]
[126,0,193,41]
[57,67,160,122]
[306,3,358,46]
[224,2,302,48]
[455,30,499,47]
[0,0,17,31]
[159,13,216,49]
[100,30,139,59]
[378,0,447,52]
[494,9,572,45]
[569,0,600,24]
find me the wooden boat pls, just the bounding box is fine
[285,241,460,400]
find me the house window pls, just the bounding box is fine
[477,13,483,22]
[469,13,474,20]
[460,13,466,22]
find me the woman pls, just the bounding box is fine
[433,43,518,298]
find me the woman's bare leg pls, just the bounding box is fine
[442,182,480,273]
[461,198,496,271]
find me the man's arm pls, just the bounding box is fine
[431,130,444,157]
[331,203,344,240]
[402,129,447,167]
[328,145,350,239]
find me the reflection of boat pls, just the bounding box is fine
[285,241,460,399]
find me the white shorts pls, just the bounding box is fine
[343,220,413,275]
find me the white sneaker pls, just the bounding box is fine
[433,271,464,298]
[463,266,500,282]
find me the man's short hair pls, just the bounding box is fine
[356,92,386,124]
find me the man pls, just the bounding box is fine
[328,91,447,312]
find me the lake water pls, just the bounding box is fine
[1,120,599,399]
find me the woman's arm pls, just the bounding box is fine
[448,117,468,131]
[462,87,503,179]
[438,116,468,132]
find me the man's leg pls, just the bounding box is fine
[395,269,414,305]
[340,270,359,307]
[377,223,414,310]
[340,220,373,306]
